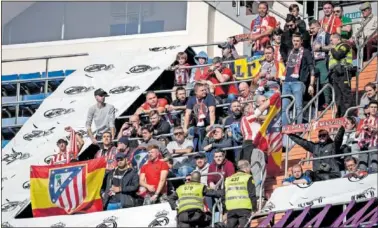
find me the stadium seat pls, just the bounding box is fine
[2,140,10,148]
[41,70,64,78]
[19,72,43,92]
[1,74,18,92]
[16,116,29,125]
[2,118,16,127]
[2,96,18,104]
[65,69,76,76]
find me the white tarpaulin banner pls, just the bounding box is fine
[2,203,177,227]
[1,45,186,223]
[262,173,378,213]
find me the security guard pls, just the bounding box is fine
[168,171,221,228]
[223,160,257,228]
[329,32,353,117]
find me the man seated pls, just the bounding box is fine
[167,126,195,177]
[149,110,171,136]
[238,82,254,106]
[343,156,368,178]
[138,126,171,160]
[101,152,139,210]
[202,124,232,163]
[117,115,141,149]
[94,132,118,172]
[166,86,188,127]
[139,145,169,205]
[282,164,311,186]
[194,152,210,186]
[135,91,168,115]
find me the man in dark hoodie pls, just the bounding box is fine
[102,152,140,210]
[288,126,345,181]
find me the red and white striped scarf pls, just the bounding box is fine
[320,14,336,34]
[358,116,378,149]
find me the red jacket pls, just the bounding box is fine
[207,159,235,185]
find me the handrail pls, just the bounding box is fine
[284,83,336,176]
[2,100,44,107]
[344,105,364,117]
[1,53,89,63]
[1,76,66,85]
[298,149,378,165]
[251,161,264,212]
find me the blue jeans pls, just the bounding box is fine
[106,202,121,211]
[188,127,206,151]
[282,81,305,126]
[177,165,195,177]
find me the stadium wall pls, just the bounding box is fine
[2,1,244,75]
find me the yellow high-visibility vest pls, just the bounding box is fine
[225,172,253,211]
[176,182,204,213]
[329,42,353,70]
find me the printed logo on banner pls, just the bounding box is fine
[44,108,75,119]
[1,222,13,228]
[297,196,325,208]
[96,216,118,228]
[148,210,170,227]
[50,222,66,227]
[1,199,29,213]
[84,64,114,73]
[49,165,87,214]
[2,148,31,165]
[351,187,376,201]
[149,46,179,52]
[23,180,30,189]
[109,86,140,94]
[64,86,95,95]
[23,127,55,141]
[261,201,275,212]
[126,65,160,74]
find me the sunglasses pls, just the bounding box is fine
[333,10,341,13]
[318,134,328,138]
[287,24,295,28]
[174,132,184,136]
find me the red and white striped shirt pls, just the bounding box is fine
[95,146,118,170]
[51,130,78,165]
[357,116,378,149]
[240,114,261,141]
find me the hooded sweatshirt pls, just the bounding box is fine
[190,51,209,83]
[207,159,235,186]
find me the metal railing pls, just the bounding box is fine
[251,161,264,212]
[284,83,336,177]
[1,53,88,125]
[298,149,378,165]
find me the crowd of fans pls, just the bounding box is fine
[48,1,377,226]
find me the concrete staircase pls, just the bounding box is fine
[250,57,378,226]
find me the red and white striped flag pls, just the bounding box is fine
[67,129,78,163]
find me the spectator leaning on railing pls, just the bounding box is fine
[343,156,368,178]
[135,91,168,115]
[288,126,345,181]
[282,164,311,186]
[86,88,116,144]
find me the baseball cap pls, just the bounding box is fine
[56,138,68,145]
[115,152,127,160]
[118,136,129,145]
[218,42,233,50]
[359,2,371,11]
[194,152,206,159]
[210,124,224,131]
[94,88,109,97]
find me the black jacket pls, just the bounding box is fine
[102,167,139,209]
[280,29,311,64]
[152,120,171,135]
[289,126,345,173]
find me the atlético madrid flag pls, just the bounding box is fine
[30,158,106,217]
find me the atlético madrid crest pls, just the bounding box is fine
[49,165,87,214]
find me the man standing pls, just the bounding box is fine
[86,88,115,144]
[101,152,139,210]
[139,145,169,204]
[223,160,257,228]
[319,1,342,34]
[309,20,333,109]
[168,171,221,228]
[288,3,307,33]
[184,83,216,151]
[94,132,118,172]
[249,1,277,57]
[333,5,352,40]
[281,33,316,126]
[329,33,353,117]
